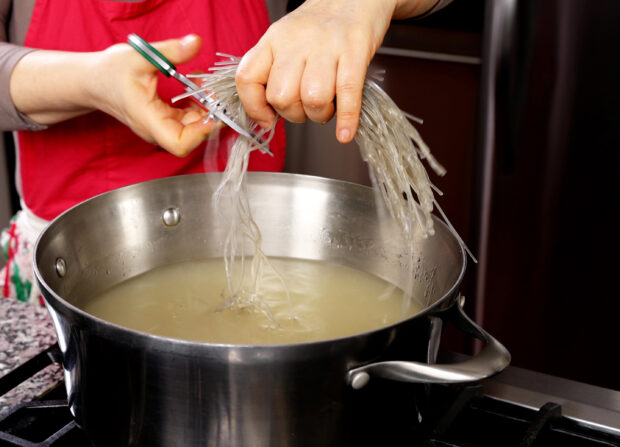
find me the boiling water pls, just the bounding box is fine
[82,257,421,345]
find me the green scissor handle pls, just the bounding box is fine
[128,33,175,77]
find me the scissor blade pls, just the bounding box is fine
[172,74,273,156]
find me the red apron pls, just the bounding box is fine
[18,0,285,221]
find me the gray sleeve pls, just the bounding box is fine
[0,0,46,131]
[0,43,45,131]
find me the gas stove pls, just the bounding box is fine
[1,345,619,446]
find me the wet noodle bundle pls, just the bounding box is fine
[358,77,445,240]
[182,56,470,320]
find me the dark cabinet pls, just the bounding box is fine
[476,0,620,391]
[285,0,620,391]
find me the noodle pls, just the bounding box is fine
[187,57,472,321]
[356,77,474,265]
[182,56,289,326]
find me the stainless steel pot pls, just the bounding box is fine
[34,172,509,446]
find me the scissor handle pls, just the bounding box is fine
[128,33,175,77]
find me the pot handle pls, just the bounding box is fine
[347,296,510,389]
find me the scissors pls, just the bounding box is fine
[127,33,272,155]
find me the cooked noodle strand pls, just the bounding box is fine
[196,57,473,322]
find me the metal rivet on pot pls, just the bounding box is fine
[162,207,181,227]
[55,258,67,278]
[350,372,370,390]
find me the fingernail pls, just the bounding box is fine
[337,128,351,143]
[257,120,272,129]
[180,34,197,48]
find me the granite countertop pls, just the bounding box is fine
[0,298,62,415]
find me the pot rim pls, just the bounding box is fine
[34,172,467,352]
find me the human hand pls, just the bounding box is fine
[236,0,397,144]
[235,0,439,144]
[87,34,216,156]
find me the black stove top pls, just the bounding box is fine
[1,345,619,447]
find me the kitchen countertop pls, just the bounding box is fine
[0,298,62,415]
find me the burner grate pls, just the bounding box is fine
[424,392,620,447]
[0,344,91,447]
[0,401,90,447]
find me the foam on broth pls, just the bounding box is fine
[82,257,421,345]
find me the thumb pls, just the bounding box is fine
[153,34,202,66]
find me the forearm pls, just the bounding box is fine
[8,36,215,157]
[9,49,97,125]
